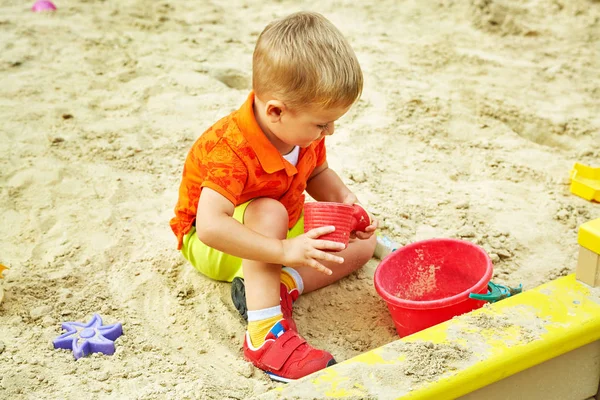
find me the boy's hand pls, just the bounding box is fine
[354,216,378,240]
[281,226,345,275]
[350,216,379,240]
[341,192,359,206]
[342,194,378,240]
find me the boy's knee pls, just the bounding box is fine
[244,198,289,238]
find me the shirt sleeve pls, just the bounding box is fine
[198,140,248,205]
[315,138,327,166]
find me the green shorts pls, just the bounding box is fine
[181,201,305,282]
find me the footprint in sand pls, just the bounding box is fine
[209,67,251,90]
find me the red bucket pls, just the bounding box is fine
[374,238,493,337]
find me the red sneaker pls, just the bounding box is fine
[280,283,299,331]
[243,319,336,382]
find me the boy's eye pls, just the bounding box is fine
[317,124,328,130]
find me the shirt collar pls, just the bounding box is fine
[236,92,291,174]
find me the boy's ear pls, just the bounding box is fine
[265,100,286,123]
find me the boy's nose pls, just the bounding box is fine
[325,123,335,135]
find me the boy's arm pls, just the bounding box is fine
[305,162,356,204]
[195,188,343,272]
[196,188,285,264]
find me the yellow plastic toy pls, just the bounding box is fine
[569,163,600,202]
[576,218,600,287]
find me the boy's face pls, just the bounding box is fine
[265,101,351,149]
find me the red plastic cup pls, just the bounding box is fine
[303,202,368,248]
[351,203,371,232]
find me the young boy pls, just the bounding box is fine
[170,11,377,382]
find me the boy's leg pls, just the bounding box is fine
[181,201,254,282]
[230,203,301,329]
[232,268,300,327]
[241,198,335,382]
[234,216,376,318]
[293,234,377,293]
[241,198,288,312]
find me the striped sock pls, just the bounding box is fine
[281,267,303,294]
[247,305,283,347]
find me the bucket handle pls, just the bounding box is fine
[469,281,523,303]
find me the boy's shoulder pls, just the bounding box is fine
[193,108,251,155]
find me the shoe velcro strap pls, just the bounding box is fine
[260,330,306,370]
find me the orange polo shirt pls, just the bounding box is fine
[170,92,327,249]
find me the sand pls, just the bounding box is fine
[395,341,471,382]
[0,0,599,398]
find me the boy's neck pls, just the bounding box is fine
[252,97,295,155]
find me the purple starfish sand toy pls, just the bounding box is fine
[53,314,123,359]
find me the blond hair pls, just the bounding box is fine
[253,11,363,110]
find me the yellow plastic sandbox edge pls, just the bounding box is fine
[267,274,600,399]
